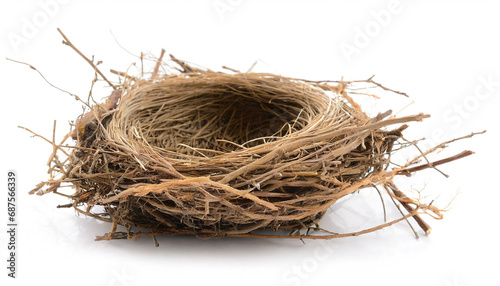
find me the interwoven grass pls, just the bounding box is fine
[94,72,413,235]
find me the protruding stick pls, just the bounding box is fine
[57,28,117,90]
[398,150,474,176]
[151,49,166,79]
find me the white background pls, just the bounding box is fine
[1,1,499,286]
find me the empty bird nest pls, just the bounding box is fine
[24,31,483,245]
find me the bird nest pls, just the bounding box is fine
[25,32,481,245]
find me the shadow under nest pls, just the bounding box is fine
[29,57,478,244]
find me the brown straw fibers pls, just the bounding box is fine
[24,31,483,245]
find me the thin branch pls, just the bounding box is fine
[110,69,139,81]
[385,182,432,235]
[302,76,409,97]
[372,184,387,223]
[6,58,88,106]
[222,66,240,73]
[397,150,475,175]
[18,126,70,157]
[412,142,449,178]
[57,28,117,90]
[364,75,409,97]
[109,29,141,59]
[246,60,258,73]
[151,49,166,79]
[402,130,486,169]
[383,184,419,238]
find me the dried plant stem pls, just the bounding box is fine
[151,49,166,79]
[57,28,117,90]
[398,150,474,175]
